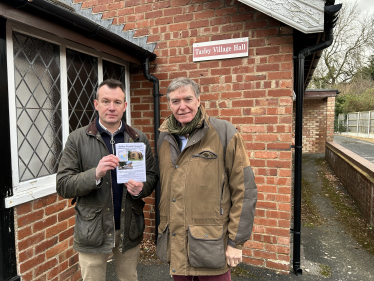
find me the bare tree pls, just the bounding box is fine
[336,76,374,96]
[310,0,374,88]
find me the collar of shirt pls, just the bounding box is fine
[98,118,123,136]
[178,135,188,151]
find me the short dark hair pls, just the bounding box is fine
[96,79,126,101]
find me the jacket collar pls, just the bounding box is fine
[86,117,139,141]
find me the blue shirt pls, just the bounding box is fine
[178,135,188,151]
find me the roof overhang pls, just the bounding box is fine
[1,0,156,63]
[238,0,325,34]
[304,89,339,99]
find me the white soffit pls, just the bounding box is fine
[238,0,325,34]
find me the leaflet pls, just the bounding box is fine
[115,143,146,184]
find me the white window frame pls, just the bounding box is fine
[5,21,130,208]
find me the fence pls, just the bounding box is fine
[338,111,374,139]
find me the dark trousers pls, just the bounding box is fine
[173,270,231,281]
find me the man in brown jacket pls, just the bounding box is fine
[156,77,257,280]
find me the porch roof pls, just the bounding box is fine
[304,89,339,99]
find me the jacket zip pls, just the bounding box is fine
[95,134,116,248]
[110,135,115,154]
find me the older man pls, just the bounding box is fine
[156,77,257,280]
[57,79,157,281]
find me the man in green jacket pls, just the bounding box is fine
[57,79,157,281]
[156,77,257,280]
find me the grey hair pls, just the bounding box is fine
[96,79,126,101]
[166,77,200,101]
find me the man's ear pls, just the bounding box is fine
[123,101,128,112]
[94,99,99,111]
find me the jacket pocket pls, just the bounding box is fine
[192,150,218,159]
[74,205,103,247]
[156,222,169,263]
[129,199,145,240]
[188,225,226,269]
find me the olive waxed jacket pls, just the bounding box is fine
[156,106,257,276]
[56,118,157,254]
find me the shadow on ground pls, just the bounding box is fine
[106,154,374,280]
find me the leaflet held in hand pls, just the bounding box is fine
[116,143,146,183]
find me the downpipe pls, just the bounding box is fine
[292,4,342,276]
[142,57,161,241]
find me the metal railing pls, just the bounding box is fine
[338,111,374,139]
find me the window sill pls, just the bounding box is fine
[5,184,57,208]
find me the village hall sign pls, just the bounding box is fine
[193,37,248,62]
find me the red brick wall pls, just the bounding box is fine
[126,0,294,273]
[293,97,335,154]
[14,194,79,281]
[326,142,374,226]
[12,0,295,278]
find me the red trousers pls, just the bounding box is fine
[173,270,231,281]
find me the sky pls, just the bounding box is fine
[355,0,374,13]
[337,0,374,15]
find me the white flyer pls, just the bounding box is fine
[116,143,146,184]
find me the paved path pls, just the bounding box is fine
[334,135,374,164]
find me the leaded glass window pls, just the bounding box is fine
[103,60,126,85]
[67,49,98,132]
[6,22,130,208]
[13,32,62,182]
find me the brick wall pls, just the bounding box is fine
[12,0,295,278]
[326,97,335,143]
[326,142,374,226]
[125,0,294,273]
[14,194,79,281]
[293,97,335,154]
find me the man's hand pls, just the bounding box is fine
[226,245,242,267]
[95,155,119,180]
[125,180,144,196]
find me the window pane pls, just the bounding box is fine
[13,32,62,182]
[67,49,98,132]
[103,60,126,123]
[103,60,126,87]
